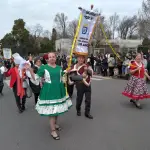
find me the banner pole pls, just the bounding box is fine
[67,12,83,70]
[65,10,83,96]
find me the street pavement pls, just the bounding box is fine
[1,78,150,150]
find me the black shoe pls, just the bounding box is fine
[130,99,133,103]
[85,114,93,119]
[77,111,81,116]
[22,106,26,111]
[0,92,3,96]
[135,101,142,109]
[19,109,23,113]
[51,130,60,140]
[130,99,135,103]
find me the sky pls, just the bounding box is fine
[0,0,143,39]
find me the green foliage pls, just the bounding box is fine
[137,45,148,54]
[137,37,150,54]
[40,37,53,53]
[51,28,57,50]
[1,33,14,48]
[142,37,150,47]
[1,19,30,55]
[0,18,54,55]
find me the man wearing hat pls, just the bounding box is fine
[69,55,93,119]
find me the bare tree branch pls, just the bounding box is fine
[138,0,150,38]
[117,16,138,39]
[42,30,51,39]
[67,19,78,38]
[54,13,68,38]
[108,13,119,39]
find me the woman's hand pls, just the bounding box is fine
[84,66,88,71]
[25,63,31,70]
[82,72,87,78]
[136,67,141,71]
[40,82,43,87]
[22,76,26,80]
[65,69,71,74]
[147,76,150,80]
[62,76,67,83]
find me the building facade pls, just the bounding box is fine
[55,38,72,55]
[92,39,143,55]
[55,38,143,55]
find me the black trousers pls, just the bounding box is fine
[118,65,122,76]
[13,83,26,110]
[91,64,94,71]
[0,82,4,93]
[102,68,107,76]
[67,84,74,98]
[76,82,91,114]
[34,93,40,104]
[109,67,114,76]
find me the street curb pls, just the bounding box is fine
[93,75,111,80]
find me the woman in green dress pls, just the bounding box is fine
[26,52,72,140]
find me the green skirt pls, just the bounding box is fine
[35,82,72,116]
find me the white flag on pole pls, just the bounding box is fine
[75,10,99,55]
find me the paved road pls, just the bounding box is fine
[1,78,150,150]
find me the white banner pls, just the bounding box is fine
[75,10,99,55]
[3,48,12,59]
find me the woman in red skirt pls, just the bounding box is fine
[122,53,150,109]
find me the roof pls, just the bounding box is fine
[95,39,143,48]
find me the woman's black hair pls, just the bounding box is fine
[110,54,114,57]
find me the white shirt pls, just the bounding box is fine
[0,66,5,74]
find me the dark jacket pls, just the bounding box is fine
[29,65,41,94]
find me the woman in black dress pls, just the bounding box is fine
[29,57,42,104]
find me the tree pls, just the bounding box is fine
[138,0,150,38]
[1,33,15,48]
[28,24,44,53]
[128,16,138,39]
[40,37,53,53]
[51,28,57,50]
[51,28,57,41]
[8,19,30,55]
[1,19,55,55]
[93,14,112,48]
[12,19,30,47]
[142,37,150,47]
[67,19,78,38]
[30,24,43,37]
[54,13,68,38]
[108,13,119,39]
[117,16,138,39]
[103,20,113,39]
[137,37,150,54]
[42,30,51,39]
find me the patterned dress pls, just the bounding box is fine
[122,61,150,100]
[35,64,72,116]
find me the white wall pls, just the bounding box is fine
[55,38,72,55]
[108,39,142,48]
